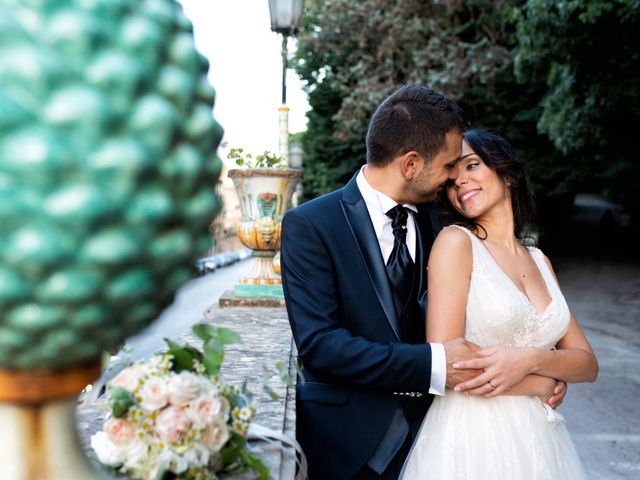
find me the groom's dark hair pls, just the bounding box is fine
[366,85,464,167]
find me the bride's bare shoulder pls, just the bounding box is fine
[429,225,473,267]
[434,225,473,250]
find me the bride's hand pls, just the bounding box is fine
[546,380,568,409]
[451,345,538,397]
[536,377,559,403]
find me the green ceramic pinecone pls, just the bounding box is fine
[0,0,223,369]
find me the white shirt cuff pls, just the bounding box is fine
[428,342,446,396]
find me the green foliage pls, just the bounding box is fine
[162,324,241,376]
[191,324,241,375]
[227,147,285,169]
[262,365,280,401]
[513,0,640,210]
[294,0,640,233]
[294,0,517,200]
[108,387,136,418]
[164,337,201,372]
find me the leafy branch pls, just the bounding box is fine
[227,147,285,169]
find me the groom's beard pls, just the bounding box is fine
[406,168,445,204]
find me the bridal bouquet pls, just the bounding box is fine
[90,324,269,480]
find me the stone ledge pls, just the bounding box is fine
[218,290,286,309]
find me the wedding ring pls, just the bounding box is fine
[488,381,497,390]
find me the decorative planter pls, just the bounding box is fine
[0,1,223,478]
[227,168,302,297]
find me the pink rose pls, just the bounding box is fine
[155,406,191,443]
[186,396,225,426]
[201,419,230,453]
[111,365,144,392]
[104,417,136,446]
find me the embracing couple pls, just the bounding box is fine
[281,85,598,479]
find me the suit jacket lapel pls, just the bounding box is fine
[340,175,401,341]
[414,204,439,320]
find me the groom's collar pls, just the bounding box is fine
[354,166,418,215]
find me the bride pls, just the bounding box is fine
[401,129,598,479]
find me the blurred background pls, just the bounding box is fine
[185,0,639,260]
[287,0,639,259]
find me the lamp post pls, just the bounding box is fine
[268,0,303,165]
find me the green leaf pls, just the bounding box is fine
[262,366,279,400]
[192,324,241,345]
[262,384,279,401]
[109,387,135,418]
[202,340,224,375]
[167,345,195,372]
[164,338,182,350]
[216,327,241,345]
[220,432,246,463]
[192,323,216,341]
[294,358,305,384]
[276,361,294,387]
[240,448,272,480]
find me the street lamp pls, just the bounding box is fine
[268,0,303,165]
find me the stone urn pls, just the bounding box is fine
[0,1,223,478]
[227,168,302,297]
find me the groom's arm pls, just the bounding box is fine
[282,208,434,393]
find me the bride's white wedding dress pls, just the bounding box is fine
[401,225,587,479]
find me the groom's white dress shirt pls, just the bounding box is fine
[357,167,446,396]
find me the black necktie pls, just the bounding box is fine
[386,205,415,315]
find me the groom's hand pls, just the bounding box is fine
[443,338,483,388]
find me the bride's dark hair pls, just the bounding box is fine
[438,129,536,242]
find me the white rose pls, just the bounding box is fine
[183,444,210,468]
[218,396,230,421]
[90,431,126,466]
[156,448,189,475]
[111,365,145,392]
[139,376,169,412]
[167,372,201,406]
[198,377,218,396]
[201,419,230,453]
[123,438,149,469]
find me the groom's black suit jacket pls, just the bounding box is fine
[281,175,441,479]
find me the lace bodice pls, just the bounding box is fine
[452,225,570,350]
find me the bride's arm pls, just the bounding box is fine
[452,256,599,397]
[426,227,471,344]
[527,257,599,382]
[499,374,557,401]
[426,227,483,388]
[427,228,562,399]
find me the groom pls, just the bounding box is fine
[281,85,480,479]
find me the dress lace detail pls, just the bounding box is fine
[401,225,587,479]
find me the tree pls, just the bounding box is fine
[513,0,640,212]
[294,0,639,250]
[294,0,513,200]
